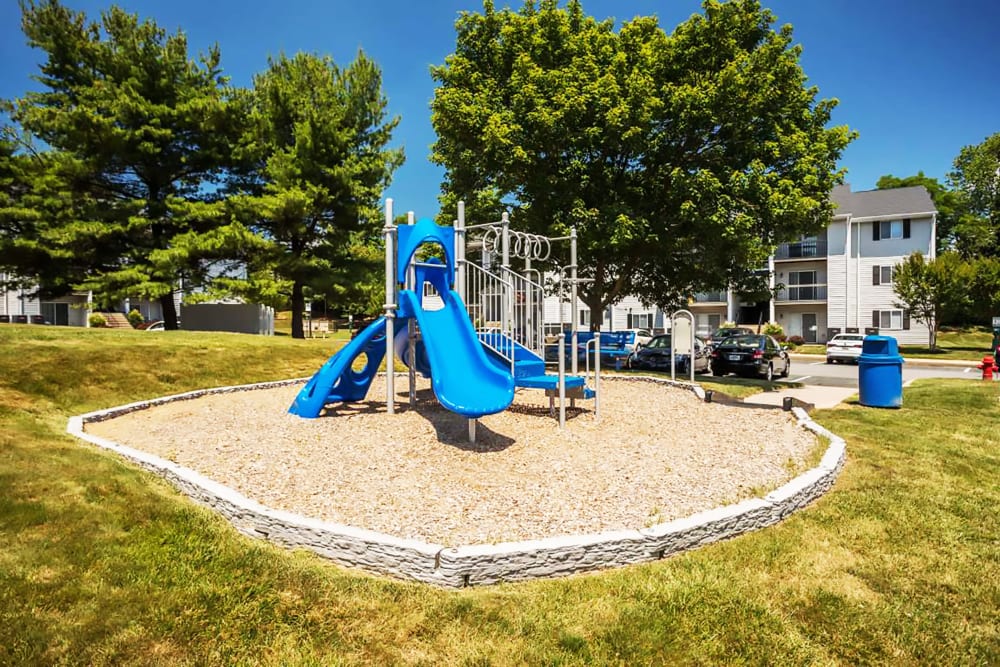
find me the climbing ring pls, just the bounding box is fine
[480,226,551,262]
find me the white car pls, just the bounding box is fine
[826,333,865,364]
[623,328,653,349]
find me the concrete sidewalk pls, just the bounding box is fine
[740,384,858,410]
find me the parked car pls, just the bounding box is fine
[710,334,790,381]
[706,326,754,349]
[629,334,711,374]
[826,333,865,364]
[141,320,165,331]
[623,328,654,349]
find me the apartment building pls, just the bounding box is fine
[690,184,937,344]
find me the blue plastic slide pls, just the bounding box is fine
[288,316,397,418]
[399,287,515,419]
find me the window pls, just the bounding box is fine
[628,312,653,329]
[873,265,894,285]
[788,270,816,285]
[788,270,818,300]
[873,219,911,241]
[579,309,590,326]
[696,313,722,336]
[872,309,910,330]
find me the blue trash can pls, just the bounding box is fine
[858,335,904,408]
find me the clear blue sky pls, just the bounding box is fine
[2,0,998,219]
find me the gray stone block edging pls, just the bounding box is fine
[67,375,847,588]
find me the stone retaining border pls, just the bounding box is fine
[67,375,846,588]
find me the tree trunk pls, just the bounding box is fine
[589,299,603,331]
[291,281,305,339]
[160,293,178,330]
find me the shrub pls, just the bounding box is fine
[762,322,784,337]
[788,335,805,346]
[774,333,787,342]
[127,309,144,328]
[88,313,108,328]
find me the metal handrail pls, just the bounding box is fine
[461,260,517,372]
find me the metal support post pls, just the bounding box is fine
[468,418,477,443]
[570,227,578,377]
[384,199,396,415]
[501,211,512,345]
[407,211,416,408]
[558,332,566,429]
[525,255,533,351]
[594,331,601,421]
[456,200,466,302]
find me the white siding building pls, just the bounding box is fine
[685,184,937,344]
[821,184,936,344]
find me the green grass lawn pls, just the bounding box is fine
[797,327,995,361]
[1,325,998,665]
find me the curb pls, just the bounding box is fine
[67,376,847,588]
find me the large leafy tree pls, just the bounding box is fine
[431,0,854,321]
[968,255,1000,326]
[949,131,1000,258]
[893,251,970,349]
[874,172,974,255]
[230,52,402,339]
[8,0,240,329]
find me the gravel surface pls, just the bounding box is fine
[85,376,819,546]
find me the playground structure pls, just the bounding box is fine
[289,199,600,440]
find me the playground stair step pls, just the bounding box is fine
[515,373,586,390]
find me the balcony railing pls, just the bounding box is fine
[692,291,726,303]
[775,284,827,301]
[775,239,827,260]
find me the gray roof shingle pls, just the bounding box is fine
[831,184,936,219]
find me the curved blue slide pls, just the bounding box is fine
[288,316,396,418]
[399,287,515,419]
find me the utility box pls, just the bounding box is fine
[858,335,904,408]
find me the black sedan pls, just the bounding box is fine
[629,334,711,374]
[710,334,790,381]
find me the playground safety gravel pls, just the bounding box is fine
[85,376,819,546]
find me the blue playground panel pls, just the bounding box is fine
[544,330,636,368]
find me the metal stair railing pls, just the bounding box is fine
[460,260,516,372]
[498,266,546,359]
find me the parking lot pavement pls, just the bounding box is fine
[789,353,976,368]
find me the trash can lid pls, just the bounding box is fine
[862,334,900,357]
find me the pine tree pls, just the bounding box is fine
[9,1,241,328]
[230,52,402,338]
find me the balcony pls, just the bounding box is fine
[775,239,827,260]
[691,291,727,304]
[775,284,828,302]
